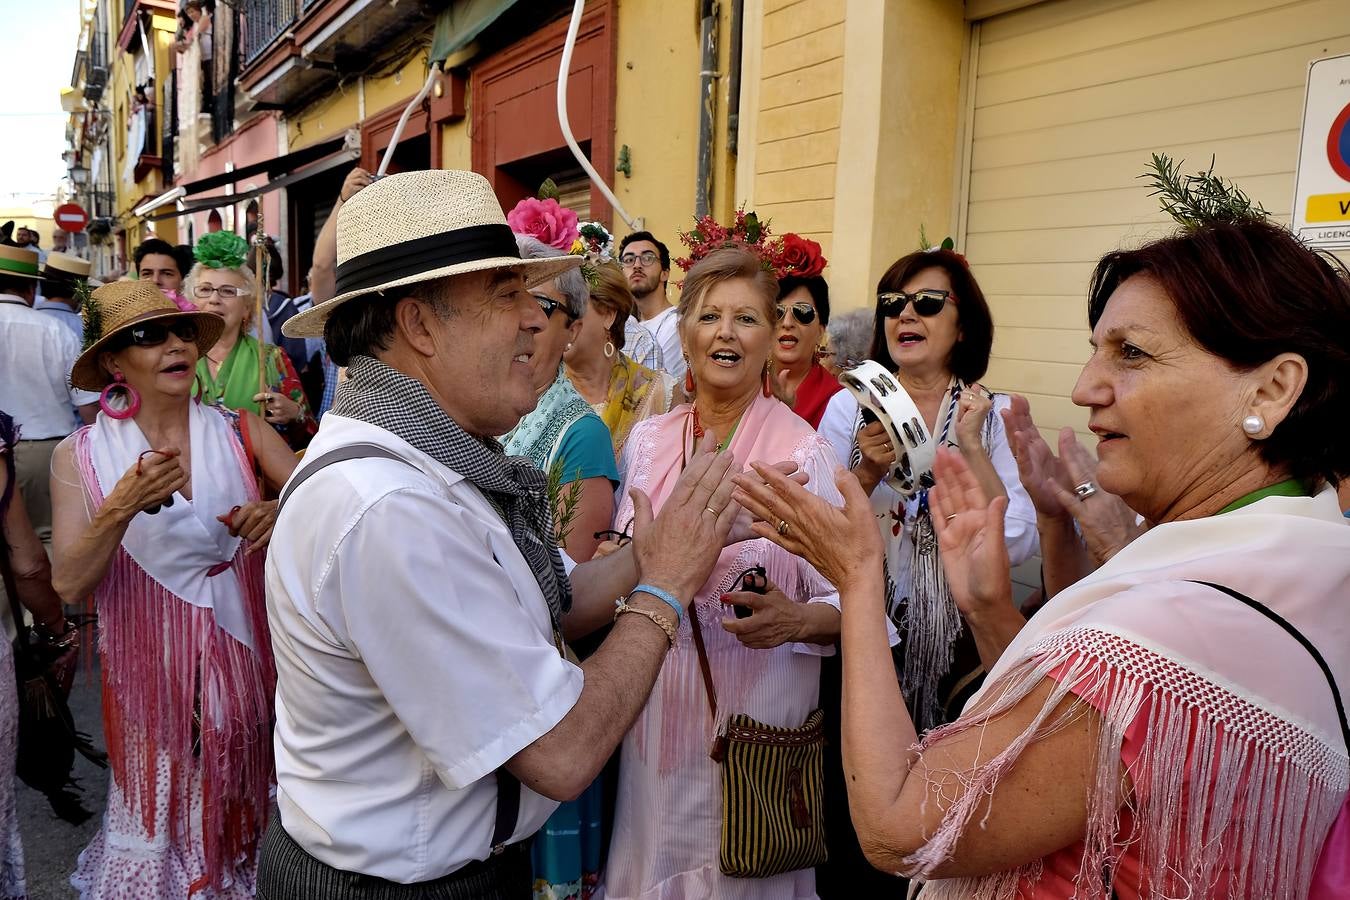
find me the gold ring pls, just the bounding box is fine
[776,519,790,536]
[945,514,957,522]
[704,506,718,516]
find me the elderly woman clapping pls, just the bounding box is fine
[735,217,1350,899]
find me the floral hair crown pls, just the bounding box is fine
[194,230,250,270]
[676,207,790,277]
[1141,152,1269,232]
[568,221,614,290]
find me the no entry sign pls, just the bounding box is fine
[53,203,90,233]
[1292,53,1350,249]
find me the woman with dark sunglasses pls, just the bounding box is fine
[502,235,618,565]
[774,262,843,428]
[47,281,297,897]
[814,247,1037,894]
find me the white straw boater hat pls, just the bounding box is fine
[283,169,581,339]
[0,245,41,280]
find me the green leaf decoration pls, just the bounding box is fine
[1141,152,1269,232]
[744,212,762,244]
[940,236,955,251]
[81,292,104,352]
[194,231,249,270]
[546,459,585,547]
[918,225,932,251]
[538,178,561,202]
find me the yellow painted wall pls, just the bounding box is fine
[747,0,845,259]
[111,5,178,242]
[963,0,1345,445]
[287,48,427,150]
[612,0,735,247]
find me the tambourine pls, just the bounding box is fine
[839,360,937,498]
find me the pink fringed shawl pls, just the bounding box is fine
[910,490,1350,899]
[74,413,276,893]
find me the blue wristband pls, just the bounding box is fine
[632,584,684,624]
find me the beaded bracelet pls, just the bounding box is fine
[631,583,684,624]
[614,599,677,647]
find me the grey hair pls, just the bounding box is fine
[827,308,874,368]
[514,233,588,318]
[183,261,255,301]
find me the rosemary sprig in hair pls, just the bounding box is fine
[1142,153,1268,231]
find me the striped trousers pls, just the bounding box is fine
[256,818,532,900]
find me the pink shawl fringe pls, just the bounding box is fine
[910,627,1348,899]
[74,423,276,893]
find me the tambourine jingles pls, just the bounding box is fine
[839,360,937,498]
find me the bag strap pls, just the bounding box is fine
[1190,580,1350,753]
[275,440,523,852]
[687,599,718,719]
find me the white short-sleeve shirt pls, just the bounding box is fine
[265,414,584,883]
[642,305,685,383]
[0,296,98,438]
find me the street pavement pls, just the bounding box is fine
[16,671,108,899]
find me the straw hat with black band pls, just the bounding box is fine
[282,169,581,339]
[0,245,41,281]
[71,281,224,391]
[42,252,95,297]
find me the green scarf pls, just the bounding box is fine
[196,334,278,412]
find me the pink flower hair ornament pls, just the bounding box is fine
[507,197,580,252]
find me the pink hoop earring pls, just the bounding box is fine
[99,373,141,420]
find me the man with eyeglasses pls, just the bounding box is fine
[0,245,98,545]
[617,231,685,383]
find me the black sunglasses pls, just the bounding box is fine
[776,302,817,326]
[112,319,200,350]
[533,293,576,321]
[878,289,957,318]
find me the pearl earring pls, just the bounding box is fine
[1242,415,1264,436]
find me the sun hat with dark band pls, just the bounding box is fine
[282,169,581,339]
[0,245,41,280]
[71,281,225,391]
[43,252,93,282]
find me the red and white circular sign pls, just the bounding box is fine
[53,203,90,233]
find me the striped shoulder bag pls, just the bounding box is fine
[689,597,828,879]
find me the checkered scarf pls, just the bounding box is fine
[330,356,570,628]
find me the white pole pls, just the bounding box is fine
[376,61,442,177]
[557,0,639,231]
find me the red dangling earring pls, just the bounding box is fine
[684,367,695,395]
[99,373,141,420]
[762,363,772,398]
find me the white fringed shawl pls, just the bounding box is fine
[912,489,1350,899]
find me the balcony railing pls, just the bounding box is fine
[242,0,298,66]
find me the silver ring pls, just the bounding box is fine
[776,519,791,536]
[1073,481,1097,500]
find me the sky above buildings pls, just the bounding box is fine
[0,2,83,199]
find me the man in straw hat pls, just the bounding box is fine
[260,170,750,898]
[0,245,97,544]
[36,251,95,341]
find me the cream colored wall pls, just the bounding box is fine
[832,0,965,312]
[738,0,845,259]
[612,0,735,246]
[963,0,1348,445]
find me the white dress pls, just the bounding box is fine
[0,636,25,900]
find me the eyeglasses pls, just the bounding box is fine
[878,289,957,318]
[776,302,817,326]
[620,250,660,269]
[193,284,250,299]
[533,293,576,321]
[113,319,200,349]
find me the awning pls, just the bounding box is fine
[430,0,518,65]
[148,140,360,221]
[177,135,349,197]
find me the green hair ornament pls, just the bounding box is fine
[194,231,250,270]
[1141,153,1269,232]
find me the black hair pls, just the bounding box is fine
[618,231,670,271]
[776,274,830,326]
[134,238,181,274]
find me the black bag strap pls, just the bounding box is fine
[1190,580,1350,753]
[277,441,522,852]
